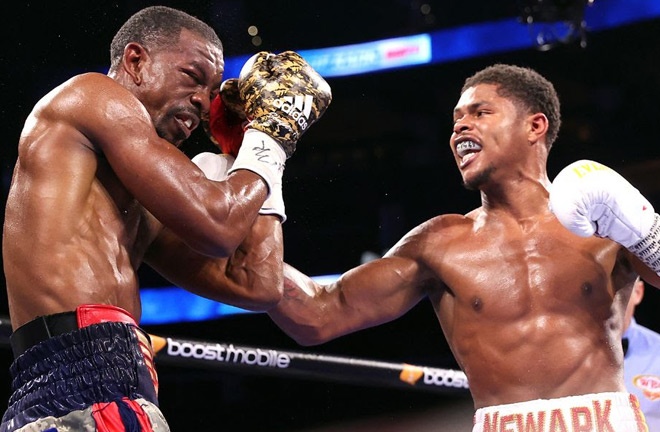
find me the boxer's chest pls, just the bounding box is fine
[431,217,620,317]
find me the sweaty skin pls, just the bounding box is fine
[3,28,282,330]
[268,83,660,409]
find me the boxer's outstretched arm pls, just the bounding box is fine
[268,252,429,346]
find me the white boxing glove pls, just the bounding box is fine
[549,160,654,247]
[258,176,286,222]
[550,159,660,275]
[192,151,286,222]
[192,152,235,180]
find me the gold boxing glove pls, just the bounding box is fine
[237,51,332,158]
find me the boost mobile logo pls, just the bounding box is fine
[399,364,469,389]
[422,367,469,389]
[166,338,291,368]
[273,95,313,130]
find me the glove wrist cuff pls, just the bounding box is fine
[228,130,286,195]
[629,213,660,275]
[260,182,286,222]
[249,117,297,158]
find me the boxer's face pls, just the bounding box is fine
[450,83,527,190]
[136,29,224,147]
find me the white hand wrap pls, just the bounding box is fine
[550,159,660,274]
[192,149,286,222]
[228,129,285,196]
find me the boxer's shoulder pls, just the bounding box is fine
[406,213,475,246]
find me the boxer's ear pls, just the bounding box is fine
[526,112,548,146]
[122,42,149,85]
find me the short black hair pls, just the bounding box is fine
[109,6,222,73]
[462,64,561,150]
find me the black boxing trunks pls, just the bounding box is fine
[0,304,169,432]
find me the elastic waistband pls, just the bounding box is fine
[473,392,648,432]
[10,304,138,358]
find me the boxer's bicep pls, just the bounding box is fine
[338,256,427,327]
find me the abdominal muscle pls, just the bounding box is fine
[437,288,625,409]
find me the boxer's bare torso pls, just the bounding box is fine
[414,207,634,408]
[272,193,636,408]
[3,77,160,328]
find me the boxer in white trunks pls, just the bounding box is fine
[261,64,655,431]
